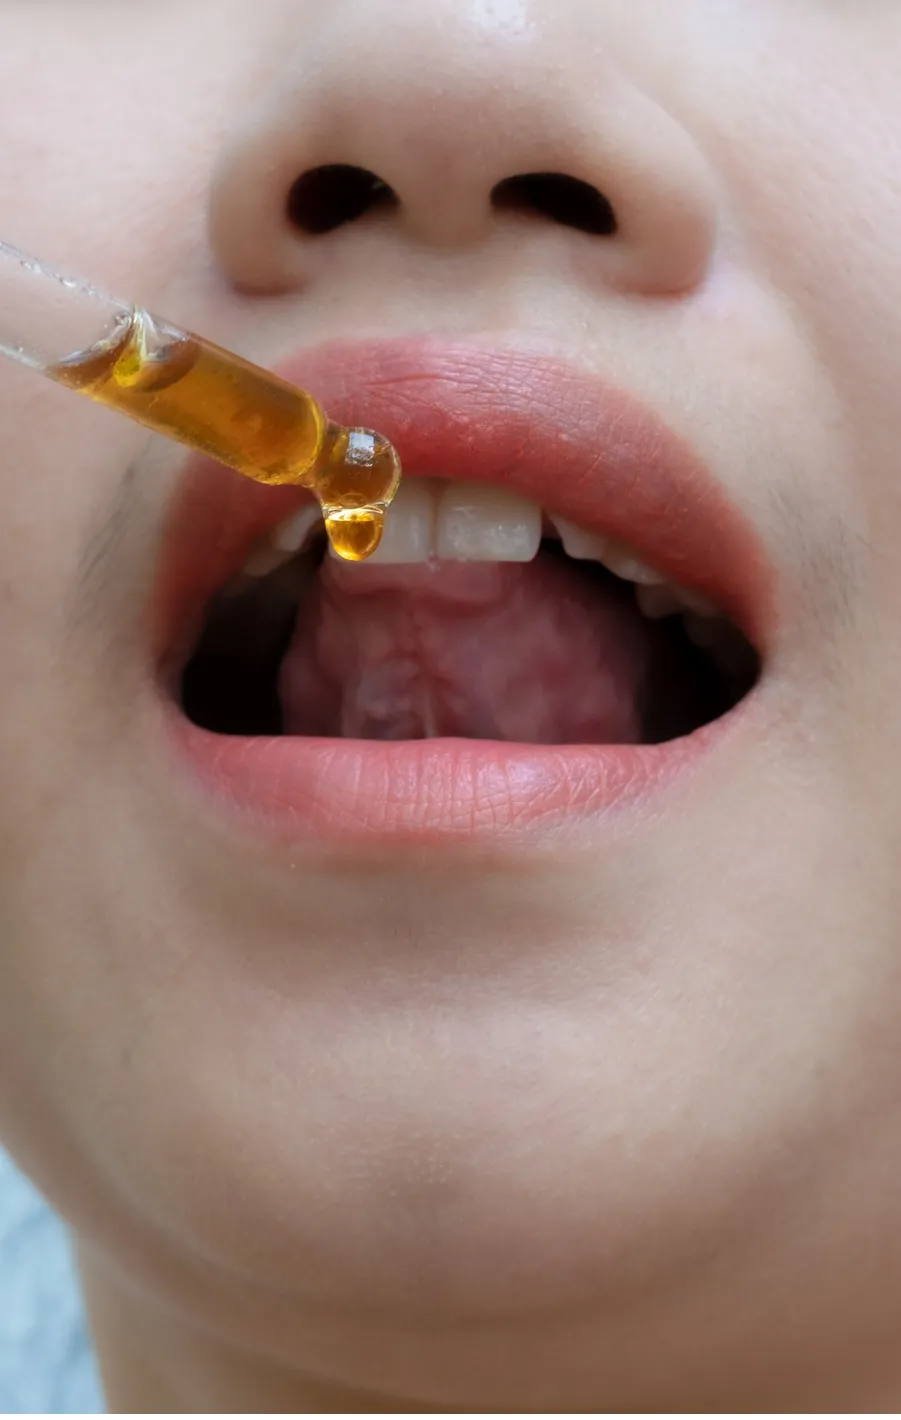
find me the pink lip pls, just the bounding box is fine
[157,339,774,848]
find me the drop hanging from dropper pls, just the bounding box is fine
[0,240,402,562]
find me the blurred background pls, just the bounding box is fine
[0,1149,103,1413]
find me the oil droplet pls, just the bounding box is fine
[324,505,385,561]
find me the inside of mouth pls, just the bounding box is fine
[178,530,759,746]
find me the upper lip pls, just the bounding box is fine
[154,338,775,659]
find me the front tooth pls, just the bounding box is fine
[243,501,322,577]
[356,478,437,564]
[436,482,542,562]
[597,541,667,586]
[551,515,612,562]
[272,502,322,554]
[551,516,665,586]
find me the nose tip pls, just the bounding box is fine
[209,6,719,298]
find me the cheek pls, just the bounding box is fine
[687,16,901,620]
[0,3,241,298]
[0,374,83,647]
[0,6,253,758]
[0,369,148,866]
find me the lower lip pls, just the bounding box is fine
[160,695,740,848]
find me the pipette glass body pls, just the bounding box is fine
[0,240,401,560]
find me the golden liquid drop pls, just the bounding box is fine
[324,506,385,562]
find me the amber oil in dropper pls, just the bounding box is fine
[49,309,401,560]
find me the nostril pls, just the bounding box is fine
[287,165,397,236]
[492,173,617,237]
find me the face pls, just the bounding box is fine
[2,0,901,1408]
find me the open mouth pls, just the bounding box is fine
[179,480,759,746]
[155,340,772,843]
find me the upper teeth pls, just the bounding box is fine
[435,482,542,563]
[241,477,720,620]
[551,515,664,586]
[271,502,322,554]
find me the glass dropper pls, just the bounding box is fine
[0,239,401,560]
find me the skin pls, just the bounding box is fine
[2,0,901,1409]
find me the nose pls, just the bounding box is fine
[209,0,718,299]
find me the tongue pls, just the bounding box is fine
[278,549,654,743]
